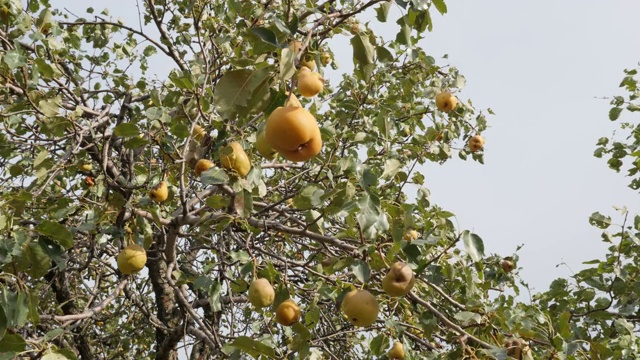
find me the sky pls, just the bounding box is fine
[51,0,640,292]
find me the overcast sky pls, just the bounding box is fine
[53,0,640,292]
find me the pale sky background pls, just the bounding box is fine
[52,0,640,292]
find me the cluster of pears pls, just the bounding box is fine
[191,125,252,178]
[116,244,147,275]
[340,262,415,327]
[253,43,324,163]
[435,92,486,153]
[248,278,301,326]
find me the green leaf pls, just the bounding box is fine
[351,260,371,283]
[113,123,139,137]
[279,48,295,81]
[0,334,25,352]
[44,328,65,341]
[224,336,276,359]
[454,311,482,326]
[376,46,394,63]
[461,230,484,262]
[609,107,623,121]
[395,15,412,45]
[3,50,27,69]
[375,2,392,22]
[0,308,7,340]
[213,69,273,118]
[432,0,448,14]
[201,167,230,185]
[381,159,402,180]
[35,220,73,249]
[250,27,279,47]
[557,311,571,338]
[588,212,611,229]
[351,33,375,66]
[369,333,389,356]
[233,190,253,218]
[39,99,60,117]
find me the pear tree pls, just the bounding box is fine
[1,0,640,359]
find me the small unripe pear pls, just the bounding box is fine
[340,289,379,327]
[382,262,415,297]
[248,278,275,308]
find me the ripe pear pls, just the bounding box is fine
[248,278,275,308]
[300,56,316,71]
[388,342,405,360]
[220,142,251,177]
[117,244,147,275]
[297,67,324,97]
[265,106,322,162]
[255,131,277,160]
[340,289,379,327]
[149,181,169,203]
[382,262,416,297]
[275,299,300,326]
[435,92,458,112]
[501,259,515,273]
[194,159,214,176]
[191,125,206,143]
[468,135,485,152]
[404,230,419,242]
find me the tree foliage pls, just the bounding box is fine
[0,0,638,359]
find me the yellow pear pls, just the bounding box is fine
[297,67,324,98]
[117,244,147,275]
[220,142,251,177]
[194,159,214,176]
[275,299,300,326]
[255,131,277,160]
[300,56,316,71]
[248,278,275,308]
[404,230,419,242]
[149,181,169,203]
[435,92,458,112]
[191,124,206,143]
[79,163,92,172]
[388,342,405,360]
[340,289,379,327]
[382,262,415,297]
[265,106,322,162]
[468,135,485,152]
